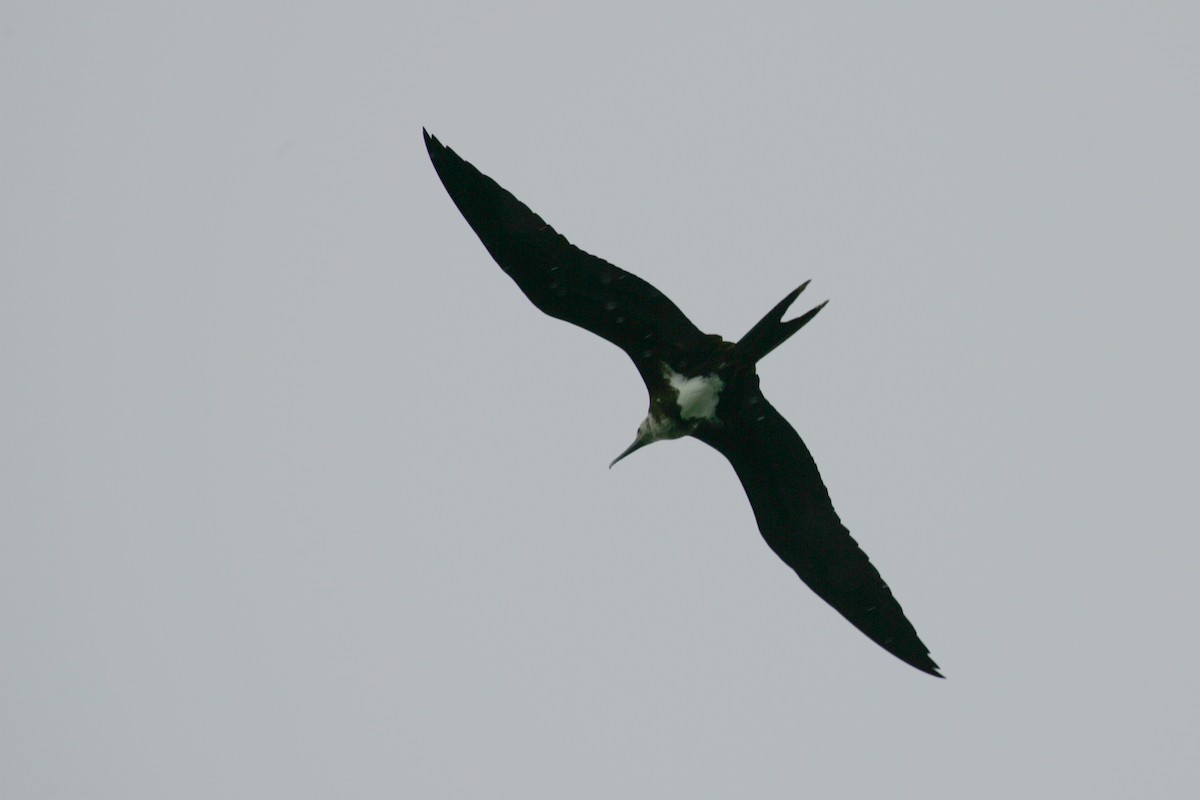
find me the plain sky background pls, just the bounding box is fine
[4,2,1198,797]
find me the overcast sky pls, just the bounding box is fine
[4,2,1198,797]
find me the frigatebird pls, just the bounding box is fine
[424,130,941,677]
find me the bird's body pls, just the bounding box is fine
[424,130,941,677]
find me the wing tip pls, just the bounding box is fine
[891,642,943,678]
[423,127,442,158]
[913,659,945,679]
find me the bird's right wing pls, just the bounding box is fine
[696,388,941,676]
[425,131,714,382]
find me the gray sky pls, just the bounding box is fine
[4,2,1198,797]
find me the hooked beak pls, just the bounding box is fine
[609,436,650,469]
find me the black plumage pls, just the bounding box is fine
[425,130,940,677]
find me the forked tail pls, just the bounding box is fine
[732,281,828,365]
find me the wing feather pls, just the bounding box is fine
[425,131,712,382]
[696,388,941,676]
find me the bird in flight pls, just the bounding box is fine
[424,130,941,677]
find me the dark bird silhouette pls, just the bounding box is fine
[424,130,941,677]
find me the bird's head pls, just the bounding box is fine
[609,411,689,469]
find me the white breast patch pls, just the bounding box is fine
[665,367,724,422]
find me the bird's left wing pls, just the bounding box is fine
[425,131,714,381]
[695,387,941,676]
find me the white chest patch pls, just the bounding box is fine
[665,367,725,422]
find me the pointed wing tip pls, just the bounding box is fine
[423,128,441,155]
[425,130,461,169]
[880,630,941,677]
[916,660,944,679]
[895,648,942,678]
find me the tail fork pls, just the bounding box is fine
[733,281,828,365]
